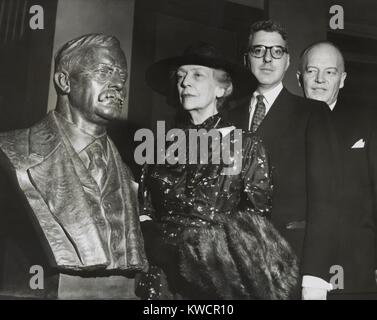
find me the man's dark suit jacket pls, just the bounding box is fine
[332,95,377,295]
[226,87,340,281]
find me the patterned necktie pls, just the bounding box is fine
[86,141,108,190]
[250,94,266,132]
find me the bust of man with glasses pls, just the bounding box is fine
[227,20,340,300]
[0,34,147,299]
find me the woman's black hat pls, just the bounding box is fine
[145,41,256,100]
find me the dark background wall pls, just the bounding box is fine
[327,0,377,107]
[0,0,57,131]
[128,0,264,131]
[268,0,328,95]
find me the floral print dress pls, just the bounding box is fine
[136,114,298,300]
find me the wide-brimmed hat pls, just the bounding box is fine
[146,42,256,100]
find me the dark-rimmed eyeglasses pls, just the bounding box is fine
[248,45,288,59]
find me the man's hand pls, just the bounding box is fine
[302,287,328,300]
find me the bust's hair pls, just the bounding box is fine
[168,67,233,111]
[248,20,288,50]
[54,33,121,74]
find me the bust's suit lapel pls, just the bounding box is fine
[26,113,110,269]
[109,139,147,270]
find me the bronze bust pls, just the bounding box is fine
[0,34,147,299]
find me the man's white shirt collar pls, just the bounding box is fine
[253,82,284,109]
[329,101,337,111]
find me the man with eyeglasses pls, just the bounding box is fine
[297,41,377,299]
[227,20,340,299]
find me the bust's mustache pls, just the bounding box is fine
[98,89,124,105]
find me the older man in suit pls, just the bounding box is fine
[0,34,147,299]
[226,20,340,299]
[297,41,377,299]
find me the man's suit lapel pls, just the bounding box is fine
[256,88,296,148]
[26,113,110,269]
[332,97,369,150]
[332,99,352,143]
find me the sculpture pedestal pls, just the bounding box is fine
[57,273,137,299]
[0,235,139,299]
[0,272,137,299]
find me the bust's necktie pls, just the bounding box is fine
[250,94,266,132]
[86,141,108,190]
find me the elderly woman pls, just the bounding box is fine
[137,42,298,300]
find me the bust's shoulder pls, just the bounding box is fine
[0,114,60,167]
[0,127,30,159]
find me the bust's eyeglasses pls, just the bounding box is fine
[81,64,127,83]
[248,45,288,59]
